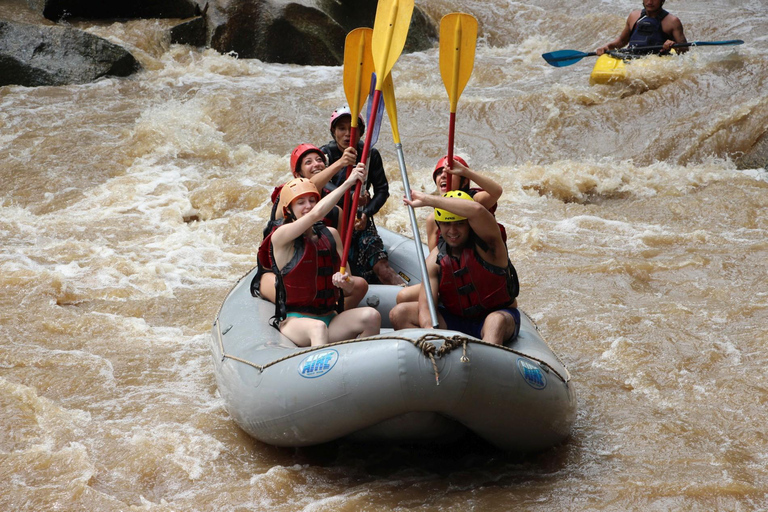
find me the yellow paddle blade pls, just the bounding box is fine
[372,0,414,92]
[439,12,477,112]
[343,28,375,127]
[381,72,400,144]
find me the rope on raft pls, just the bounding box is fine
[214,323,570,384]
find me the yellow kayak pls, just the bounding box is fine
[589,54,627,85]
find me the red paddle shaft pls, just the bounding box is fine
[340,90,382,271]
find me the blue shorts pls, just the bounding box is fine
[286,311,336,327]
[438,307,521,342]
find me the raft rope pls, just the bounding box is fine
[214,318,570,384]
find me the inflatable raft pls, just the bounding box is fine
[210,228,577,452]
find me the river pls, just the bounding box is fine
[2,0,768,510]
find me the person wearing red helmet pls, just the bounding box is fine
[389,191,520,345]
[320,106,404,286]
[252,143,366,307]
[269,168,381,347]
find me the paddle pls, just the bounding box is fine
[357,72,386,219]
[340,0,414,276]
[542,39,745,67]
[340,27,375,240]
[382,71,439,327]
[439,13,477,190]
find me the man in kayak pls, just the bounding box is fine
[595,0,687,56]
[270,170,381,347]
[253,143,367,308]
[389,190,520,345]
[395,154,504,303]
[320,106,404,286]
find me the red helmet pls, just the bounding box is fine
[290,144,325,176]
[329,106,365,135]
[279,178,320,218]
[432,155,469,182]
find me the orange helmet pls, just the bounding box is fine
[279,178,320,218]
[290,144,325,176]
[432,155,469,182]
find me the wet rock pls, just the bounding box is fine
[206,0,437,65]
[0,19,140,87]
[736,132,768,170]
[26,0,199,20]
[170,14,207,47]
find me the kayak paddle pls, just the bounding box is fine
[340,0,414,276]
[381,71,439,327]
[340,27,374,240]
[439,12,477,190]
[542,39,745,67]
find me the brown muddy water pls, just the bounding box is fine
[2,0,768,510]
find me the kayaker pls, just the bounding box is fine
[253,143,366,309]
[270,170,381,347]
[395,154,505,304]
[320,106,404,286]
[595,0,687,56]
[389,191,520,345]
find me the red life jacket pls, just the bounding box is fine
[273,223,340,316]
[437,238,519,318]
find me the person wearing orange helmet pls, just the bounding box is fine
[253,143,367,308]
[389,190,520,345]
[269,167,381,347]
[596,0,687,56]
[320,106,404,286]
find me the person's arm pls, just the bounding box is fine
[361,149,389,218]
[272,164,365,260]
[445,159,502,210]
[662,15,687,53]
[311,146,357,190]
[417,249,440,328]
[405,190,506,265]
[596,11,638,55]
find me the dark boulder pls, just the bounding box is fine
[0,19,140,87]
[736,132,768,171]
[26,0,199,20]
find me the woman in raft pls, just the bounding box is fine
[269,164,381,347]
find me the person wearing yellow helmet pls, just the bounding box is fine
[389,190,520,345]
[268,166,381,347]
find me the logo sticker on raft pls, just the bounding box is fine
[517,358,547,390]
[298,349,339,378]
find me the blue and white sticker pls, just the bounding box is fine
[297,349,339,378]
[517,358,547,390]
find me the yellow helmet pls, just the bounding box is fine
[280,177,320,218]
[434,190,474,222]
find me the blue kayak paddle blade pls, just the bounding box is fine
[541,49,593,67]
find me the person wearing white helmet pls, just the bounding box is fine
[389,190,520,345]
[269,167,381,347]
[596,0,686,56]
[320,105,404,286]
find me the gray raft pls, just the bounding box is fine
[210,228,577,452]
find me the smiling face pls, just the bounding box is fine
[298,152,326,178]
[433,167,469,194]
[437,219,471,249]
[289,194,318,220]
